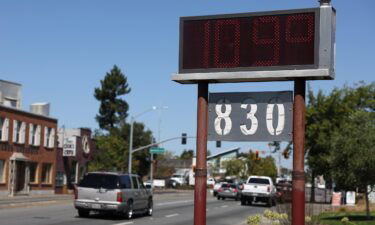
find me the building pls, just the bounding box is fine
[0,80,58,196]
[55,128,96,194]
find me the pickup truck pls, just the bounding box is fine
[240,176,277,207]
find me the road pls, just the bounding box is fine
[0,192,267,225]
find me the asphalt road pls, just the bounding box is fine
[0,192,267,225]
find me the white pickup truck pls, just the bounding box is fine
[240,176,277,207]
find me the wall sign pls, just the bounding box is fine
[63,136,76,157]
[208,91,293,142]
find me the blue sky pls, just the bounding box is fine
[0,0,374,169]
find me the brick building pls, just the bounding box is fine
[0,80,58,196]
[55,128,96,194]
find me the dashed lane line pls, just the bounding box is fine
[112,222,134,225]
[165,213,179,218]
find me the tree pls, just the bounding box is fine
[94,65,131,131]
[180,149,194,160]
[223,159,246,178]
[305,82,375,205]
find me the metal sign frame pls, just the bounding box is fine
[172,7,336,84]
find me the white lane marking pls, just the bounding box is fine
[112,222,134,225]
[221,205,228,208]
[165,213,179,218]
[157,200,193,206]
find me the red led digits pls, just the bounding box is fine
[214,19,241,68]
[286,14,314,43]
[181,12,315,72]
[252,16,280,66]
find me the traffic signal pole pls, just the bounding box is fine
[292,78,306,225]
[194,82,209,225]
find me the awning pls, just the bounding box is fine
[10,153,30,161]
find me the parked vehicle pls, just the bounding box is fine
[169,173,186,187]
[213,179,226,197]
[240,176,277,207]
[74,172,153,219]
[217,183,241,201]
[207,178,216,187]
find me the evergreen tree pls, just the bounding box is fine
[94,65,131,131]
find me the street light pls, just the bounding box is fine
[127,106,168,174]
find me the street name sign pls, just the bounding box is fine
[150,147,165,154]
[208,91,293,142]
[172,7,336,83]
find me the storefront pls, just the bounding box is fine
[0,105,57,196]
[55,128,96,194]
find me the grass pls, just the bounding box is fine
[318,211,375,225]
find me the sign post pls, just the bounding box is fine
[194,82,208,225]
[172,1,335,224]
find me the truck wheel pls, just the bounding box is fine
[78,209,90,217]
[146,199,153,216]
[241,197,246,205]
[217,196,221,200]
[267,198,273,207]
[125,201,133,219]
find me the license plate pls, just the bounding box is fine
[252,193,258,196]
[91,204,101,209]
[225,190,230,192]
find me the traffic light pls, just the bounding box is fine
[181,133,187,145]
[216,140,221,148]
[255,150,260,160]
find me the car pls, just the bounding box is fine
[74,172,153,219]
[213,179,226,197]
[217,183,241,201]
[207,178,216,187]
[241,176,277,207]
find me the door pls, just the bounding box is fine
[131,176,141,210]
[137,176,149,209]
[15,161,26,194]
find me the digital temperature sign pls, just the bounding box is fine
[173,8,336,83]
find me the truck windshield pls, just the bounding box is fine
[248,178,270,185]
[79,174,119,189]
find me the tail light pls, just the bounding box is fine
[218,188,222,192]
[267,186,271,192]
[239,184,244,190]
[233,188,238,193]
[117,192,123,203]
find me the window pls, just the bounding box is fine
[248,178,270,185]
[29,162,38,183]
[131,176,139,189]
[41,163,52,184]
[44,127,55,148]
[0,160,5,183]
[79,174,119,189]
[12,120,25,144]
[137,177,145,189]
[70,161,78,183]
[29,124,38,146]
[120,175,131,189]
[0,117,9,141]
[4,98,17,108]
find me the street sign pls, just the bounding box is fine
[150,147,165,154]
[208,91,293,142]
[172,7,336,83]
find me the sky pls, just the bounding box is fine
[0,0,374,169]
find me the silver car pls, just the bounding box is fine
[74,172,153,219]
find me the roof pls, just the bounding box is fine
[0,79,21,87]
[207,147,240,160]
[0,104,57,122]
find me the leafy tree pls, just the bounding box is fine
[94,65,131,131]
[223,159,246,178]
[180,149,194,160]
[306,82,375,205]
